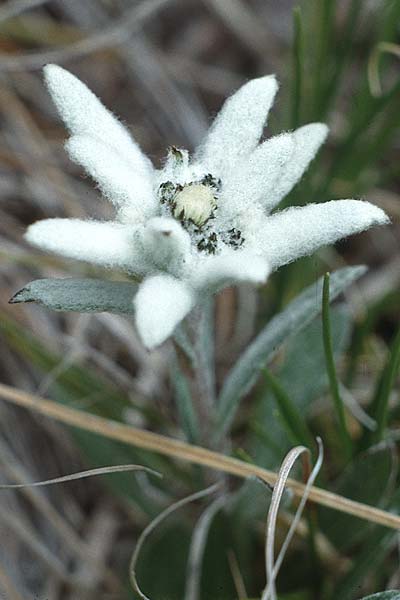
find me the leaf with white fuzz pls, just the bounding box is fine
[134,274,195,349]
[215,265,367,439]
[359,593,400,600]
[10,278,137,314]
[256,200,390,270]
[195,75,278,176]
[25,218,150,275]
[44,64,152,176]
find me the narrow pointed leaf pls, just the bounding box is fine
[216,265,366,439]
[359,593,400,600]
[10,278,137,314]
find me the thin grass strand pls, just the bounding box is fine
[184,494,227,600]
[0,464,161,489]
[129,483,221,599]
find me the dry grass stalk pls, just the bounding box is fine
[0,382,399,531]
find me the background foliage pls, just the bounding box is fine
[0,0,399,598]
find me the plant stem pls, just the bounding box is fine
[190,301,217,445]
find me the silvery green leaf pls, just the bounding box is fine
[10,278,137,314]
[169,350,199,444]
[215,265,367,439]
[253,304,351,470]
[359,593,400,600]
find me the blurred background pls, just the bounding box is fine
[0,0,399,598]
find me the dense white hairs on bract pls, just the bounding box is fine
[141,217,192,275]
[218,133,294,218]
[43,64,152,176]
[25,218,148,275]
[134,274,195,349]
[192,251,270,294]
[256,200,390,270]
[66,135,156,221]
[194,75,278,177]
[266,123,328,210]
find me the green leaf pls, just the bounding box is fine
[275,304,351,415]
[369,326,400,443]
[319,444,394,551]
[215,266,366,440]
[262,368,314,449]
[333,526,395,600]
[136,521,191,599]
[322,273,352,458]
[359,593,400,600]
[170,350,200,444]
[333,485,400,599]
[252,304,350,469]
[9,277,137,314]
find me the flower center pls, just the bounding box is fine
[158,147,245,255]
[173,184,216,226]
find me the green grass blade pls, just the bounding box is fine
[370,326,400,443]
[290,6,304,128]
[319,78,400,198]
[262,368,314,449]
[215,266,366,441]
[322,273,352,459]
[313,0,335,118]
[346,289,400,385]
[332,528,394,600]
[317,0,363,117]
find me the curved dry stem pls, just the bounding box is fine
[273,439,324,576]
[262,439,323,600]
[262,446,306,600]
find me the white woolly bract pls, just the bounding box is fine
[134,274,194,349]
[219,133,294,219]
[66,135,156,222]
[25,218,149,276]
[192,251,270,293]
[254,200,390,270]
[194,75,278,177]
[266,123,328,210]
[24,65,390,348]
[44,64,152,177]
[141,217,192,276]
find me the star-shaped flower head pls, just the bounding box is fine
[26,65,389,349]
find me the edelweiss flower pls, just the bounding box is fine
[25,65,388,349]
